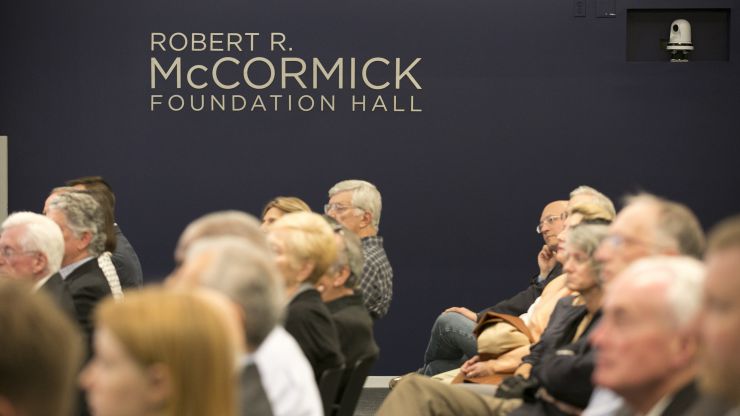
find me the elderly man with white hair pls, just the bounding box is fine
[326,179,393,319]
[591,256,728,416]
[0,211,76,318]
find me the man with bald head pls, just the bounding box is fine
[405,199,568,379]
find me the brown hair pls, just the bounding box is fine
[261,196,311,218]
[0,281,83,416]
[95,288,237,416]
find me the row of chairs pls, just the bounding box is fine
[319,355,378,416]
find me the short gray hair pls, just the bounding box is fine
[176,211,266,264]
[48,193,106,257]
[187,236,283,349]
[570,186,617,218]
[566,224,609,282]
[619,256,705,328]
[1,212,65,276]
[328,179,383,229]
[335,227,365,289]
[624,193,705,259]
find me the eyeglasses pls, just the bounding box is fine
[324,203,362,215]
[536,215,563,234]
[0,245,38,259]
[601,234,654,249]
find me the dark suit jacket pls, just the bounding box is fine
[239,362,274,416]
[111,225,143,288]
[65,258,113,353]
[39,272,78,321]
[285,288,345,380]
[616,381,733,416]
[326,293,379,367]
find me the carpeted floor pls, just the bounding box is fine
[353,388,390,415]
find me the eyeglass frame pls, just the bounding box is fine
[324,203,365,216]
[536,215,563,234]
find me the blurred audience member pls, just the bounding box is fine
[591,256,726,415]
[698,215,740,414]
[80,288,236,416]
[0,280,84,416]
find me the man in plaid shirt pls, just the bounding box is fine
[326,180,393,319]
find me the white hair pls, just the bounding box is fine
[186,236,283,349]
[1,212,65,276]
[328,179,383,229]
[570,185,616,218]
[619,256,705,329]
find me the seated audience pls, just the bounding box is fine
[698,215,740,414]
[378,224,609,415]
[583,193,706,415]
[591,256,728,415]
[0,212,76,319]
[45,192,114,350]
[172,210,322,416]
[261,196,312,230]
[453,204,612,381]
[0,280,83,416]
[268,211,345,380]
[318,217,379,366]
[80,288,236,416]
[326,179,393,319]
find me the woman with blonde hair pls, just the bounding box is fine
[268,211,344,380]
[80,288,237,416]
[261,196,312,230]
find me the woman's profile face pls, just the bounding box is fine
[563,245,598,293]
[80,327,156,416]
[261,207,285,231]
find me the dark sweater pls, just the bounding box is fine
[285,288,345,380]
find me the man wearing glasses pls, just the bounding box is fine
[326,179,392,319]
[0,211,77,319]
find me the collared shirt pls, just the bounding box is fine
[250,326,322,416]
[59,256,94,280]
[360,235,393,319]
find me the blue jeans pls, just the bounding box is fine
[420,312,477,376]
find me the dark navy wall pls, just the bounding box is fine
[1,0,739,374]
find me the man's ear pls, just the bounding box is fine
[77,231,93,252]
[334,266,351,288]
[31,252,49,275]
[360,211,373,229]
